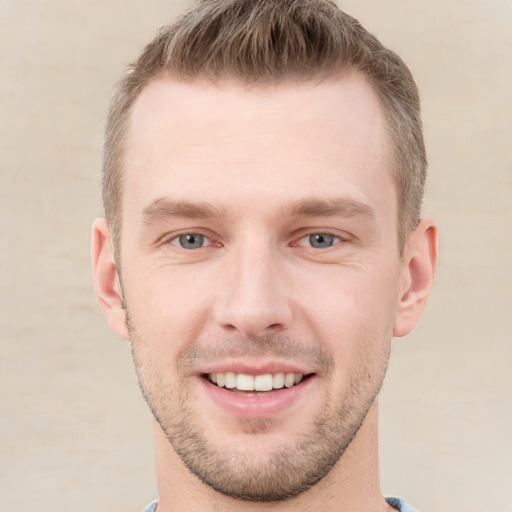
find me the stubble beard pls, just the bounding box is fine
[129,324,390,503]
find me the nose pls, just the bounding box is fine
[214,240,294,337]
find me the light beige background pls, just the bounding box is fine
[1,1,510,511]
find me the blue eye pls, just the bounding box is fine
[308,233,336,248]
[175,234,206,249]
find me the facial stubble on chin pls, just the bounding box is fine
[126,313,390,503]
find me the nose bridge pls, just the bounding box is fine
[215,235,293,336]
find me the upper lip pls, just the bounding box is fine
[198,360,315,376]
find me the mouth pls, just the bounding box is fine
[199,368,317,416]
[204,372,314,394]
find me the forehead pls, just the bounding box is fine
[122,73,395,225]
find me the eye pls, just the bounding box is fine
[298,233,342,249]
[308,233,337,248]
[171,233,210,249]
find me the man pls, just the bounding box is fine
[92,1,437,510]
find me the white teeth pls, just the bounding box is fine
[209,372,305,391]
[273,373,285,389]
[284,373,295,388]
[225,372,236,389]
[255,374,273,391]
[236,374,254,391]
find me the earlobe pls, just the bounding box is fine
[91,218,130,340]
[393,217,438,338]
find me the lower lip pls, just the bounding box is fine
[199,376,314,417]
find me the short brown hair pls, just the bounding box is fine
[103,0,426,253]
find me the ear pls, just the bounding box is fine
[91,218,130,340]
[393,216,438,337]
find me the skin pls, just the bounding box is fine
[92,71,437,511]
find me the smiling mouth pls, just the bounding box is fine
[205,372,313,393]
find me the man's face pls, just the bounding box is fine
[117,73,403,500]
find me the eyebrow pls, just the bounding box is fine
[141,196,375,223]
[284,197,375,219]
[142,198,222,222]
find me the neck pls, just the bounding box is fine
[152,401,389,512]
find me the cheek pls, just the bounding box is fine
[123,265,213,350]
[299,263,399,367]
[305,261,399,324]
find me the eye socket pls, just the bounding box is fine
[171,233,210,250]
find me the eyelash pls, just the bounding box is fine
[293,231,347,249]
[166,231,216,249]
[163,229,348,250]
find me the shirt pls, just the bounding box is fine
[143,496,417,511]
